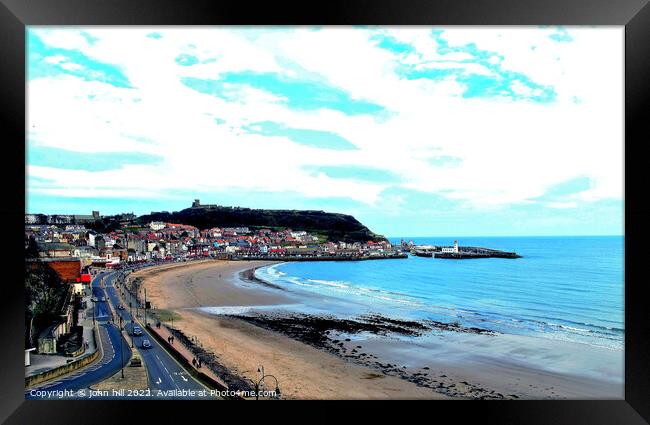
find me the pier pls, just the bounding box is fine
[409,241,521,259]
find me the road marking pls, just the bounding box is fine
[112,270,209,393]
[42,381,60,389]
[155,354,171,374]
[156,377,162,385]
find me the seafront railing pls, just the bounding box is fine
[164,325,255,393]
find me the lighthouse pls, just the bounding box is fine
[453,240,459,253]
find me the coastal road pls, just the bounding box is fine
[92,272,112,319]
[26,272,132,399]
[103,271,214,399]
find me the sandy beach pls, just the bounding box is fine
[134,260,447,399]
[133,260,622,400]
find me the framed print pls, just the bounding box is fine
[1,0,648,424]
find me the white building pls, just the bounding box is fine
[149,221,166,231]
[25,214,39,224]
[87,231,96,247]
[441,240,459,254]
[25,348,36,366]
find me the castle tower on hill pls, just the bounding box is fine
[191,199,219,209]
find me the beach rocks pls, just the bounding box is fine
[238,268,285,290]
[229,312,439,346]
[226,311,510,400]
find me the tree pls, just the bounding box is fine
[25,235,39,259]
[24,263,66,348]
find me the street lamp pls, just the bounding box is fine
[119,316,124,378]
[244,366,281,400]
[144,288,148,327]
[128,302,134,348]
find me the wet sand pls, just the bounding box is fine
[135,260,622,400]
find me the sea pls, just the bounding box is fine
[252,236,624,384]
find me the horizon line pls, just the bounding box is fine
[384,234,624,238]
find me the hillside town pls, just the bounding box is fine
[25,212,401,268]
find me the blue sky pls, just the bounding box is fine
[26,27,624,236]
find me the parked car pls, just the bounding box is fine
[141,339,151,349]
[117,305,125,310]
[100,296,106,302]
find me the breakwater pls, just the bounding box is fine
[412,245,521,259]
[435,250,521,259]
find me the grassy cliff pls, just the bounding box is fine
[137,206,384,243]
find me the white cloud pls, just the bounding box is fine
[44,55,67,64]
[27,27,624,212]
[547,201,579,209]
[35,29,91,51]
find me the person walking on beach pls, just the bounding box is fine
[198,358,202,368]
[171,335,174,344]
[192,358,196,367]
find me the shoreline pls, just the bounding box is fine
[135,260,449,399]
[135,260,622,400]
[238,264,285,290]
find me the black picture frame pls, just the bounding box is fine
[1,1,648,423]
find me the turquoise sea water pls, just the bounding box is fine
[255,236,624,351]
